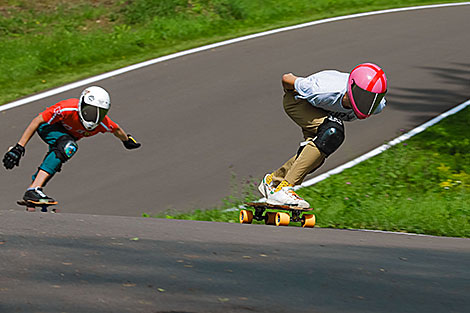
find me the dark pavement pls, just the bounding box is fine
[1,209,469,313]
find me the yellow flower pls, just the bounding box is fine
[437,164,450,172]
[439,180,452,189]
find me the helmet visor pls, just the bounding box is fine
[80,102,108,125]
[351,83,386,116]
[81,104,99,123]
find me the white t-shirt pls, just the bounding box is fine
[294,70,386,121]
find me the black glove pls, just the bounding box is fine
[122,134,141,150]
[3,144,25,170]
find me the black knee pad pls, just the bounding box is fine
[313,115,345,157]
[53,135,78,163]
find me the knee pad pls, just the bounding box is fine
[313,115,345,157]
[53,135,78,163]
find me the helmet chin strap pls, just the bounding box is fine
[83,121,98,131]
[79,115,99,131]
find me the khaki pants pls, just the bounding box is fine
[272,90,328,186]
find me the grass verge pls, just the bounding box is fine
[1,0,466,105]
[147,106,470,238]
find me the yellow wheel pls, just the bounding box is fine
[301,214,316,228]
[239,210,253,224]
[265,212,277,225]
[275,212,290,226]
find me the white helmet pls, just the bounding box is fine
[78,86,111,131]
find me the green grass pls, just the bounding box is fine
[148,106,470,238]
[1,0,466,105]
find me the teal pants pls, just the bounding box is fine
[32,123,78,183]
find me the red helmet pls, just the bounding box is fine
[347,63,387,119]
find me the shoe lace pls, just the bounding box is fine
[34,187,47,198]
[285,187,303,200]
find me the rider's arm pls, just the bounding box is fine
[113,125,129,141]
[18,114,45,147]
[113,125,141,149]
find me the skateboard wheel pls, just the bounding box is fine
[265,212,277,225]
[239,210,253,224]
[275,212,290,226]
[26,207,36,212]
[301,214,316,228]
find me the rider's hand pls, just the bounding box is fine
[3,144,25,169]
[122,134,141,150]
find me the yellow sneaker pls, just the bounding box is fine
[258,173,274,197]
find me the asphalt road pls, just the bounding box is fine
[1,5,469,216]
[1,209,469,313]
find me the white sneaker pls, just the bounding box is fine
[267,187,310,208]
[258,174,274,197]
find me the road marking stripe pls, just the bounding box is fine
[346,228,469,239]
[296,99,470,190]
[1,2,469,112]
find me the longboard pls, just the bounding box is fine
[240,202,315,228]
[17,200,59,213]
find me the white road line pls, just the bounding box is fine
[345,228,467,238]
[1,2,469,112]
[295,99,470,190]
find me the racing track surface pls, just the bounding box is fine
[1,5,470,216]
[0,4,470,313]
[1,209,469,313]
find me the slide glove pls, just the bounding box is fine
[3,144,25,169]
[123,134,141,150]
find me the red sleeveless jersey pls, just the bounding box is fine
[40,98,119,140]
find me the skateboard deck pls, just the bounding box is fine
[240,202,315,228]
[17,200,59,213]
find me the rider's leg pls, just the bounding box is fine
[271,90,328,187]
[29,169,52,189]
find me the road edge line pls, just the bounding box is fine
[295,99,470,190]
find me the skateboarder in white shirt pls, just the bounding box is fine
[259,63,388,208]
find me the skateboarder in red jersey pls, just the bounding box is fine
[3,86,141,204]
